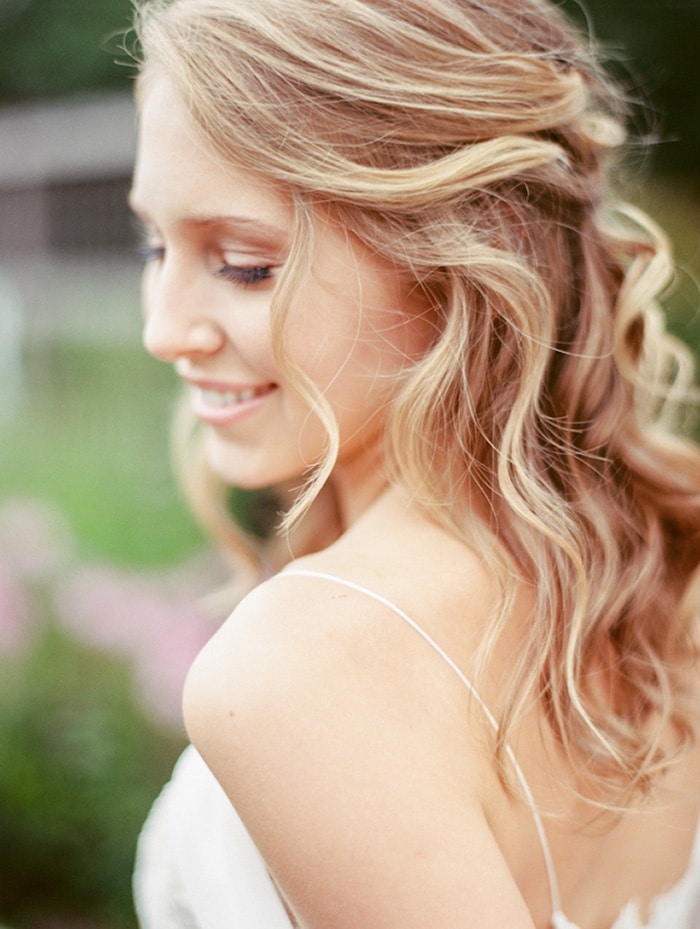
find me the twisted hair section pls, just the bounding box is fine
[134,0,700,805]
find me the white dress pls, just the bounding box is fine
[133,571,700,929]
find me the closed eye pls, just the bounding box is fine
[216,264,274,287]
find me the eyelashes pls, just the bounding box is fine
[216,264,273,287]
[136,244,274,289]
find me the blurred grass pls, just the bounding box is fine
[0,341,204,567]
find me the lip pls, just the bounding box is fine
[183,378,278,426]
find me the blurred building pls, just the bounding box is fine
[0,92,140,344]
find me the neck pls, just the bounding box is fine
[331,441,389,530]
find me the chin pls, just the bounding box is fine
[202,433,304,493]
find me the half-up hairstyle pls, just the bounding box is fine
[134,0,700,807]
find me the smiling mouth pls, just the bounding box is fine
[195,384,275,407]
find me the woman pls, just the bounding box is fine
[128,1,700,926]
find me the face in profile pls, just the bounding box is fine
[130,72,433,496]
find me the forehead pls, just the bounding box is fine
[130,72,293,236]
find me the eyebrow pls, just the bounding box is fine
[128,197,289,253]
[192,215,288,250]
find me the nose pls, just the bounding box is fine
[141,261,226,363]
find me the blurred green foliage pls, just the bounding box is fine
[637,179,700,373]
[0,342,204,566]
[0,622,184,929]
[0,0,134,101]
[561,0,700,181]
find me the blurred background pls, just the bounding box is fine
[0,1,698,927]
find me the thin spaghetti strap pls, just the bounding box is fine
[279,567,564,918]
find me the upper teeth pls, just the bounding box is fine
[198,386,263,407]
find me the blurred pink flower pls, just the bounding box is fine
[0,556,32,655]
[0,494,232,728]
[53,558,225,728]
[0,497,73,581]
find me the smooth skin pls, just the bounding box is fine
[132,73,700,929]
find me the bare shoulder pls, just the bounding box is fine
[183,491,535,929]
[183,537,488,784]
[184,488,503,768]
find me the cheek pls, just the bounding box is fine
[220,303,278,378]
[279,239,433,398]
[359,301,435,385]
[241,327,277,374]
[396,282,439,358]
[284,307,432,404]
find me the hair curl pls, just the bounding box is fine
[133,0,700,807]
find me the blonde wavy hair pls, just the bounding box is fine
[133,0,700,806]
